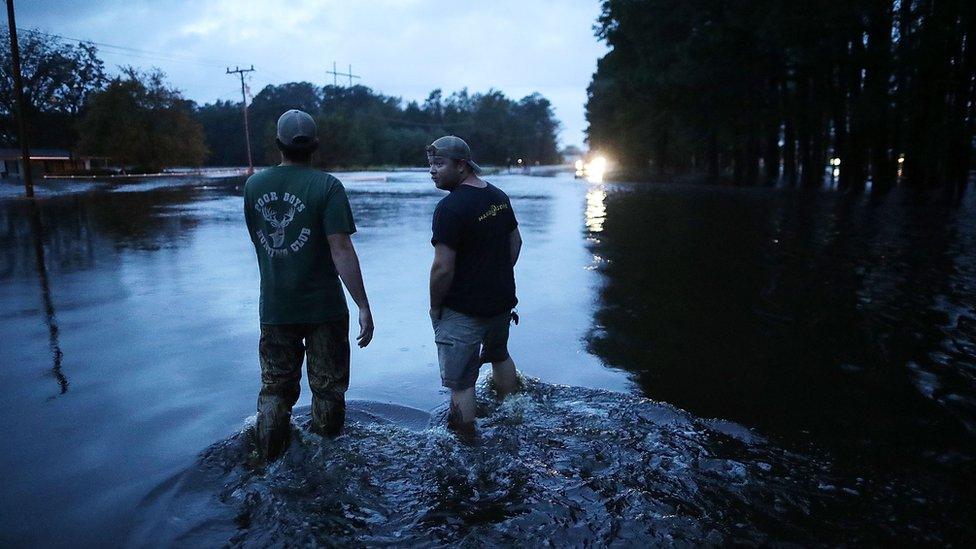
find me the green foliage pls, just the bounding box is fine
[0,29,107,149]
[77,68,207,171]
[586,0,976,198]
[196,84,562,168]
[1,30,561,171]
[195,99,246,166]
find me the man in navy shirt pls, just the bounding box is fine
[427,135,522,437]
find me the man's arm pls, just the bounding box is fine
[243,193,256,242]
[429,243,456,319]
[327,233,373,348]
[510,227,522,266]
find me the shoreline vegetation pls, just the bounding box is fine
[19,163,573,180]
[0,29,563,176]
[0,165,577,200]
[585,0,976,200]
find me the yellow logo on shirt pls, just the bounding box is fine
[478,203,509,222]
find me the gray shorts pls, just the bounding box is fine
[432,307,512,390]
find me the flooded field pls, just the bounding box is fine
[1,172,974,545]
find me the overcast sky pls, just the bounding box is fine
[18,0,607,149]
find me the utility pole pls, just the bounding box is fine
[226,65,255,175]
[326,61,360,88]
[6,0,33,197]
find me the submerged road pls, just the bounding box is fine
[1,172,974,544]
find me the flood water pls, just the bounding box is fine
[1,172,974,545]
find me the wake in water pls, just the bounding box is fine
[130,377,920,547]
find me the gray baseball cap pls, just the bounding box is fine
[425,135,482,174]
[277,109,317,147]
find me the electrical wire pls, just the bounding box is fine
[6,24,473,127]
[10,26,249,69]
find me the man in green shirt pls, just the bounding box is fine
[244,109,374,462]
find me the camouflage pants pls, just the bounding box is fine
[256,318,350,461]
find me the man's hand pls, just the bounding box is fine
[357,306,374,348]
[430,243,456,321]
[328,232,373,349]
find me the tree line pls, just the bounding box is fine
[1,29,561,171]
[586,0,976,200]
[199,83,561,168]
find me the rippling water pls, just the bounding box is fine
[133,378,853,546]
[1,173,974,545]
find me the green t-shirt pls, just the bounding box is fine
[243,165,356,324]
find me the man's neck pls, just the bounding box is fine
[459,174,487,188]
[279,160,311,167]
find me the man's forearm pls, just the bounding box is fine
[510,229,522,266]
[429,266,454,309]
[333,248,370,310]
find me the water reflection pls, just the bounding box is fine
[0,186,250,397]
[585,182,976,540]
[4,173,972,544]
[584,185,606,233]
[0,173,619,546]
[27,200,67,395]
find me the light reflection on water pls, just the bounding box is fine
[584,181,976,542]
[0,172,628,546]
[584,186,606,233]
[1,174,975,544]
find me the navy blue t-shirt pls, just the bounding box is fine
[431,182,518,317]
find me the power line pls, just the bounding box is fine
[227,65,255,175]
[88,48,235,69]
[7,23,473,131]
[326,61,360,87]
[9,26,248,68]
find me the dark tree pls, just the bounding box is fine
[0,29,107,149]
[195,100,247,166]
[586,0,976,200]
[78,68,207,171]
[194,83,562,169]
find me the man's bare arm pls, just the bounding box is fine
[430,243,456,317]
[510,227,522,266]
[328,233,373,347]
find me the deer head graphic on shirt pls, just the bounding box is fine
[260,204,296,248]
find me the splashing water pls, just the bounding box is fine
[130,376,941,546]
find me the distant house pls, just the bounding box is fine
[0,148,110,178]
[560,145,585,165]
